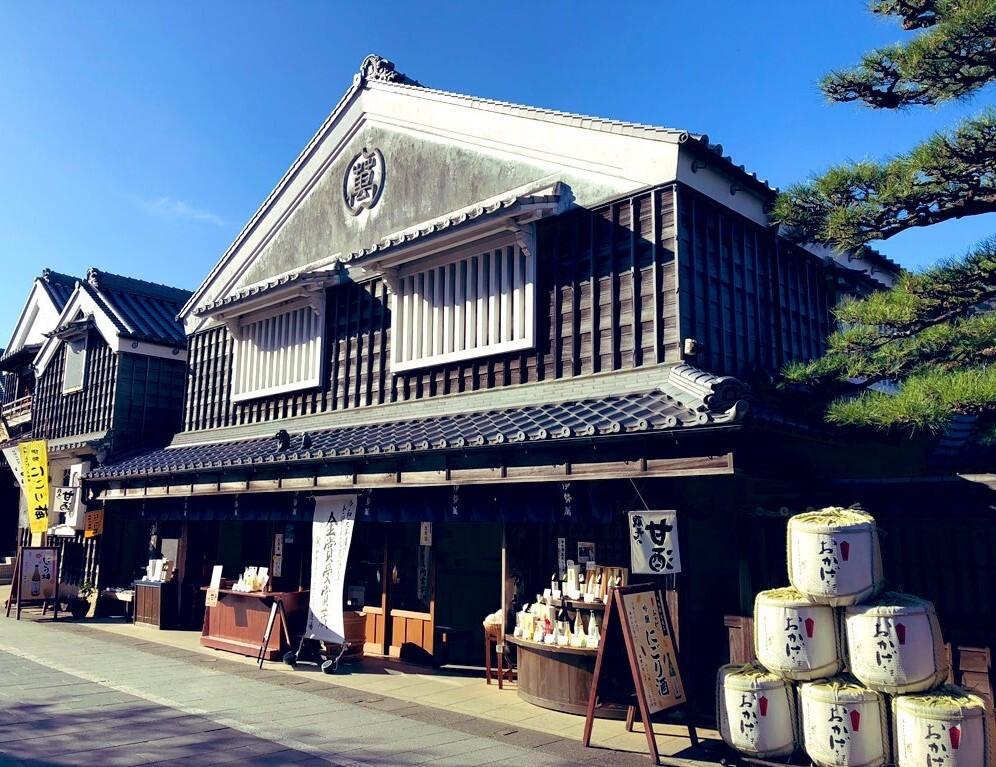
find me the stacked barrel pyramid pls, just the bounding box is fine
[718,507,992,767]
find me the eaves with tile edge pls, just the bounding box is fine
[169,362,714,449]
[179,56,777,334]
[192,178,567,324]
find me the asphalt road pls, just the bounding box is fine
[0,616,679,767]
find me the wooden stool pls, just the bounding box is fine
[484,623,515,688]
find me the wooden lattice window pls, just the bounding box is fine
[390,236,535,372]
[231,298,324,401]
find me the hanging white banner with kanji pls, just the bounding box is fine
[305,494,358,644]
[629,510,681,575]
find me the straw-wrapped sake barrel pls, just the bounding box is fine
[717,664,799,758]
[893,686,991,767]
[844,592,948,694]
[754,586,842,681]
[787,508,883,606]
[800,677,890,767]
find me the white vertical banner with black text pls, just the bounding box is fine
[628,510,682,575]
[305,494,358,644]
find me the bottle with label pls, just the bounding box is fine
[30,564,41,597]
[556,597,571,645]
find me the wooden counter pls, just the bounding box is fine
[505,635,626,719]
[201,589,308,660]
[133,580,177,629]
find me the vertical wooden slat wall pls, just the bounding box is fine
[676,186,830,377]
[33,330,118,441]
[182,186,681,432]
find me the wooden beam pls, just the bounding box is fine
[95,452,734,500]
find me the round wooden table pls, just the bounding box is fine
[505,635,626,719]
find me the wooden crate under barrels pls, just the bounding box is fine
[505,635,626,719]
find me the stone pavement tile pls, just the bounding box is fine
[421,742,538,766]
[490,728,566,749]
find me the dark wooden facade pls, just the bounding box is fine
[676,187,832,376]
[32,328,118,441]
[32,328,187,451]
[183,183,843,432]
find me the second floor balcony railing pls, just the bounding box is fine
[1,394,32,429]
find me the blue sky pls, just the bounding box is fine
[1,1,993,335]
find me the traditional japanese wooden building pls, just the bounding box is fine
[83,55,992,712]
[1,269,79,555]
[1,268,189,587]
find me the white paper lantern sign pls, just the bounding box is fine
[717,664,799,759]
[844,592,948,694]
[893,687,991,767]
[788,508,884,606]
[628,510,681,575]
[754,586,842,681]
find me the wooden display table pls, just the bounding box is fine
[201,589,308,660]
[505,635,626,719]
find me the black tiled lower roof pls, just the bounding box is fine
[87,384,746,481]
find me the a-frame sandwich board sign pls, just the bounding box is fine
[582,583,696,764]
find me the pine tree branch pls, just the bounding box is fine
[870,1,942,31]
[826,365,996,431]
[773,111,996,250]
[823,0,996,108]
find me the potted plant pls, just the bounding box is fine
[68,581,95,619]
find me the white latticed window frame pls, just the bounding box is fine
[390,235,536,372]
[231,298,324,401]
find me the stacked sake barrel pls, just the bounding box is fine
[718,507,991,767]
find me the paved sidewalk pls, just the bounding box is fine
[0,614,722,766]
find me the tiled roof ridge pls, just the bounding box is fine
[86,267,192,303]
[40,268,78,287]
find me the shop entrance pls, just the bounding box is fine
[346,521,501,666]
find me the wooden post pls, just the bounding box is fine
[5,546,21,618]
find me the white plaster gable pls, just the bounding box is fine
[4,280,65,359]
[181,56,779,336]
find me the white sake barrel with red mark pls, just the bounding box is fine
[800,677,890,767]
[844,592,948,694]
[787,508,883,606]
[717,664,798,758]
[754,586,842,681]
[893,687,991,767]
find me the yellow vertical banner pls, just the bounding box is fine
[19,440,50,535]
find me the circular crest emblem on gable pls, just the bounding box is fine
[343,147,385,215]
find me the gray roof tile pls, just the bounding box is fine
[87,369,749,481]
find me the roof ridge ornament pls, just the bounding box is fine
[355,54,420,87]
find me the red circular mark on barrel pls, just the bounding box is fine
[839,541,850,561]
[895,622,907,645]
[759,695,768,717]
[805,617,815,638]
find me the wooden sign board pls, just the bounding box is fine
[7,546,60,620]
[84,509,104,538]
[583,583,695,764]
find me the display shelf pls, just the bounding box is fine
[539,595,607,611]
[505,634,598,656]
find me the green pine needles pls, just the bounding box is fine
[774,0,996,438]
